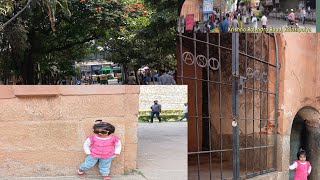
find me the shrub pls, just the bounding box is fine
[138,109,184,122]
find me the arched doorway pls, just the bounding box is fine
[290,107,320,180]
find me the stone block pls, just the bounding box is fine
[0,98,29,121]
[125,123,138,144]
[125,86,140,94]
[0,151,124,176]
[60,95,125,119]
[124,144,137,161]
[276,135,290,171]
[58,86,125,95]
[16,96,62,120]
[124,160,136,170]
[0,151,84,176]
[125,94,139,115]
[0,86,15,99]
[0,121,81,151]
[124,143,137,162]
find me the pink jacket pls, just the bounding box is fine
[89,135,120,158]
[294,160,311,180]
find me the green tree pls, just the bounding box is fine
[0,0,124,84]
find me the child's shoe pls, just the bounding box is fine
[102,175,111,180]
[77,169,85,178]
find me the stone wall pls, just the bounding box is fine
[139,85,188,111]
[0,86,139,177]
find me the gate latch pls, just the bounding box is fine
[232,116,239,127]
[238,76,247,94]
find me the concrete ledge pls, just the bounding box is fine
[58,86,125,95]
[13,86,59,97]
[0,86,139,99]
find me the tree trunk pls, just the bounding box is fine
[22,42,35,85]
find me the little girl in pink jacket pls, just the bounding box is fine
[78,120,121,180]
[289,149,311,180]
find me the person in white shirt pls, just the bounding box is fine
[252,15,258,29]
[261,14,267,28]
[301,7,306,25]
[179,103,188,121]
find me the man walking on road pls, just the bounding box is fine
[158,70,176,85]
[150,100,162,123]
[179,103,188,121]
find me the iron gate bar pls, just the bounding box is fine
[189,145,276,154]
[175,77,277,95]
[259,33,263,174]
[245,33,248,176]
[273,33,279,169]
[232,33,240,180]
[193,31,201,180]
[179,28,184,85]
[218,33,223,180]
[266,33,270,170]
[206,31,213,180]
[252,33,256,174]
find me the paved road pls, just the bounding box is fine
[136,122,187,180]
[3,122,188,180]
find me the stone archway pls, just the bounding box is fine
[289,107,320,180]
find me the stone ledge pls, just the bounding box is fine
[58,86,126,96]
[0,86,139,99]
[13,86,59,97]
[0,86,15,99]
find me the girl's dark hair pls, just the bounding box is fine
[93,120,115,135]
[297,149,307,159]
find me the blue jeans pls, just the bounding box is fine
[179,113,188,121]
[150,111,161,123]
[80,155,115,176]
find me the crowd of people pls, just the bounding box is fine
[129,69,176,85]
[194,5,311,33]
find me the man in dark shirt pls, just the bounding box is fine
[150,100,162,123]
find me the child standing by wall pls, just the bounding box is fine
[78,120,121,180]
[289,149,311,180]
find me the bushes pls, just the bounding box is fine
[138,109,184,122]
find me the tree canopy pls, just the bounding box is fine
[0,0,177,84]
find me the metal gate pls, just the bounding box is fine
[177,32,279,180]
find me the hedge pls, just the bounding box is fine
[138,109,185,122]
